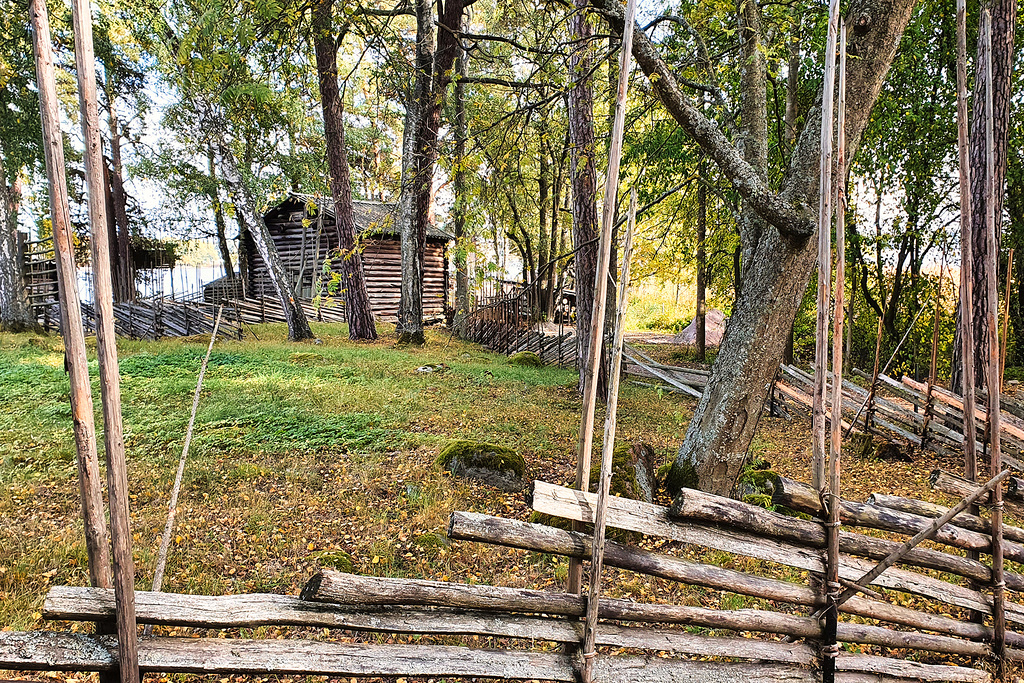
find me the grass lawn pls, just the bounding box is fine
[0,322,982,677]
[1,323,698,630]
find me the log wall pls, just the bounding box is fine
[249,197,450,319]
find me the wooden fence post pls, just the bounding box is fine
[581,191,636,683]
[955,0,978,486]
[981,12,1006,676]
[69,0,139,676]
[567,0,637,598]
[28,0,113,595]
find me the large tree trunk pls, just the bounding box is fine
[396,0,434,345]
[964,0,1017,393]
[313,0,377,341]
[0,156,32,331]
[567,0,606,396]
[411,0,466,324]
[218,145,313,341]
[592,0,917,496]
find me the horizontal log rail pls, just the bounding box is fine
[773,476,1024,563]
[6,630,988,683]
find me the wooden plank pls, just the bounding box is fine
[836,654,990,683]
[0,632,575,680]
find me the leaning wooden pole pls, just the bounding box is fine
[812,0,840,494]
[956,0,978,484]
[28,0,112,594]
[1000,249,1014,388]
[70,0,139,678]
[567,0,636,596]
[822,22,846,683]
[581,191,635,683]
[981,11,1006,676]
[149,306,224,599]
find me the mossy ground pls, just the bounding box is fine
[507,351,543,367]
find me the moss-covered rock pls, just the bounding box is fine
[508,351,543,367]
[589,441,659,503]
[412,532,450,549]
[315,549,354,572]
[436,439,526,492]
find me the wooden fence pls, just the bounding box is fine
[3,474,1011,681]
[18,235,60,329]
[460,284,577,367]
[76,300,243,341]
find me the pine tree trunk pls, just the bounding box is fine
[106,89,134,302]
[696,169,707,362]
[218,145,313,341]
[396,0,433,345]
[568,0,606,396]
[0,155,32,331]
[313,0,377,341]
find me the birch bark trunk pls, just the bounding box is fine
[396,0,433,345]
[218,146,313,341]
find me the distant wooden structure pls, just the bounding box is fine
[233,193,453,320]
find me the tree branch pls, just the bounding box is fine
[590,0,816,238]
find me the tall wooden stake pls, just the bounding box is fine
[28,0,112,594]
[70,0,139,678]
[812,0,841,494]
[923,264,946,445]
[956,0,978,484]
[567,0,636,596]
[981,12,1006,676]
[822,23,846,683]
[580,191,635,683]
[1000,248,1013,388]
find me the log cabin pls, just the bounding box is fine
[228,193,453,320]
